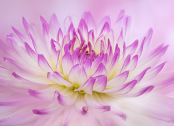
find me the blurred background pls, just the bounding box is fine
[0,0,174,71]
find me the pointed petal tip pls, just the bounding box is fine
[33,109,48,115]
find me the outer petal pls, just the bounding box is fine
[38,54,53,72]
[107,71,129,88]
[84,94,110,111]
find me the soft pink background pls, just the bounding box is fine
[0,0,174,71]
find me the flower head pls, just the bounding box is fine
[0,10,174,126]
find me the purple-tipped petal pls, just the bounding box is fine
[24,42,37,61]
[99,22,110,36]
[12,72,24,80]
[104,80,137,93]
[64,16,72,34]
[75,95,88,115]
[69,64,87,86]
[38,54,53,72]
[126,40,138,55]
[115,80,137,94]
[133,67,151,83]
[11,26,26,42]
[120,54,131,73]
[22,17,29,34]
[47,72,72,87]
[78,19,88,43]
[120,85,154,97]
[88,29,95,45]
[62,51,73,75]
[92,63,107,77]
[49,13,59,35]
[75,77,95,95]
[143,62,166,80]
[82,11,96,31]
[94,35,105,54]
[93,75,107,92]
[116,9,125,22]
[107,71,129,88]
[57,28,63,46]
[127,55,138,71]
[85,94,110,111]
[56,91,78,107]
[72,48,80,65]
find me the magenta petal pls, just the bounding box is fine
[33,99,65,115]
[99,22,110,36]
[107,71,129,88]
[85,94,110,111]
[64,16,72,34]
[93,75,107,92]
[38,54,53,72]
[49,13,59,33]
[33,109,48,115]
[116,9,125,22]
[120,85,154,97]
[12,72,24,80]
[127,55,138,71]
[69,64,87,86]
[144,62,166,80]
[62,51,73,75]
[22,17,29,34]
[28,88,55,100]
[133,67,151,82]
[57,28,63,45]
[104,80,137,93]
[75,77,95,95]
[40,16,49,29]
[98,16,111,36]
[47,72,72,87]
[126,40,138,55]
[144,45,168,67]
[115,80,137,94]
[24,42,37,61]
[56,91,78,107]
[88,29,95,45]
[92,63,107,77]
[72,48,80,65]
[83,57,92,77]
[75,95,88,115]
[140,28,153,56]
[4,57,24,70]
[78,19,88,43]
[11,26,26,42]
[82,11,96,31]
[121,54,131,72]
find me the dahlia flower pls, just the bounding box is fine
[0,10,174,126]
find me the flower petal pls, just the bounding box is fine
[69,64,87,86]
[92,63,107,77]
[93,75,107,92]
[62,51,73,76]
[107,71,129,88]
[84,94,110,111]
[56,90,78,107]
[38,54,53,72]
[47,72,72,87]
[75,77,95,95]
